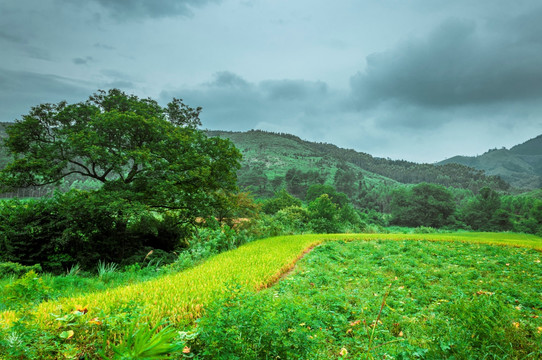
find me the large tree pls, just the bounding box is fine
[0,89,242,222]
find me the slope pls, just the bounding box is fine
[208,130,510,197]
[439,135,542,190]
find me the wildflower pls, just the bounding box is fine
[339,348,348,356]
[183,346,191,354]
[89,317,102,325]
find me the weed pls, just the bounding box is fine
[97,260,119,282]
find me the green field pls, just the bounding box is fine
[1,232,541,359]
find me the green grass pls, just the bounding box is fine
[2,232,541,328]
[200,239,542,358]
[1,232,541,358]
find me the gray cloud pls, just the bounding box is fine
[87,0,221,20]
[0,30,26,44]
[93,43,115,50]
[161,72,335,133]
[104,80,135,90]
[208,71,250,88]
[0,68,92,121]
[260,79,328,101]
[350,13,542,110]
[73,56,93,65]
[23,46,51,61]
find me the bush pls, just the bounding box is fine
[0,191,184,273]
[308,194,341,233]
[261,189,301,215]
[274,206,310,234]
[1,270,51,309]
[0,262,42,278]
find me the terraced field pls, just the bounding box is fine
[1,232,541,359]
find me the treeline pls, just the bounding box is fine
[259,180,542,236]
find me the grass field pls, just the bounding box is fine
[248,239,542,358]
[1,232,541,359]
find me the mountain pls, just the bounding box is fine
[438,135,542,190]
[207,130,510,196]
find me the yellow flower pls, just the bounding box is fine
[339,348,348,356]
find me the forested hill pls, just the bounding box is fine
[207,130,510,196]
[438,135,542,190]
[0,123,511,198]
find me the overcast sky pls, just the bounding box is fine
[1,0,542,163]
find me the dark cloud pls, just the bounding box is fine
[208,71,250,88]
[0,68,92,122]
[22,46,51,61]
[88,0,221,20]
[260,79,327,101]
[161,72,334,132]
[99,69,137,89]
[104,80,135,90]
[73,56,93,65]
[93,43,115,50]
[0,30,26,44]
[350,13,542,110]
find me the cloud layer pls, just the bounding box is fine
[1,1,542,162]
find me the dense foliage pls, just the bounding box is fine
[390,183,456,228]
[0,90,241,212]
[0,90,242,271]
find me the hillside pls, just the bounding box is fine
[438,135,542,190]
[0,123,513,203]
[208,130,510,197]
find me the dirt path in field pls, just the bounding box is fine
[259,243,321,290]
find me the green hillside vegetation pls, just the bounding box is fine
[439,135,542,190]
[208,130,510,198]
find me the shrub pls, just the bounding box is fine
[0,262,42,278]
[428,295,541,358]
[274,205,310,233]
[261,189,302,215]
[1,270,51,309]
[0,191,185,273]
[308,194,341,233]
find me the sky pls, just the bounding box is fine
[1,0,542,163]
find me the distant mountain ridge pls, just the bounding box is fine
[438,135,542,190]
[207,130,510,194]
